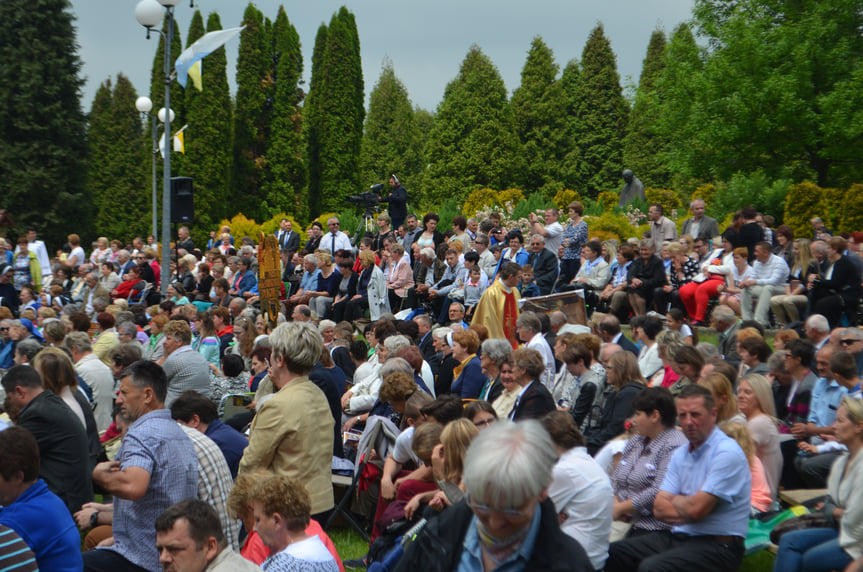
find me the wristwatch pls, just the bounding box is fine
[90,511,99,528]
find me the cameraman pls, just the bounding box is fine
[379,174,408,229]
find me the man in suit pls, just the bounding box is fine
[509,347,556,420]
[597,314,640,357]
[81,272,110,318]
[414,314,436,364]
[626,239,667,317]
[276,218,300,253]
[527,234,559,296]
[177,226,195,253]
[681,199,720,245]
[711,305,741,368]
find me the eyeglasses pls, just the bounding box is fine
[841,339,859,345]
[329,222,339,226]
[0,328,8,332]
[466,494,532,519]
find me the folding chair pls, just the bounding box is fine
[325,415,399,542]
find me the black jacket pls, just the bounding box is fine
[587,381,644,455]
[527,249,559,295]
[18,391,93,514]
[393,498,592,572]
[380,184,408,222]
[511,381,556,421]
[626,255,666,295]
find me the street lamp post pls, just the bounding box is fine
[134,96,158,239]
[135,0,191,297]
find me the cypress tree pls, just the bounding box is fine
[575,24,629,197]
[306,7,365,214]
[623,29,670,189]
[148,15,186,177]
[262,6,307,221]
[510,37,571,196]
[305,23,329,217]
[0,0,90,246]
[184,11,233,237]
[94,75,150,240]
[87,80,114,226]
[232,3,272,219]
[559,60,585,191]
[360,61,423,205]
[422,45,523,206]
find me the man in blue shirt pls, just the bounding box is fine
[83,360,198,572]
[606,384,750,572]
[0,426,82,572]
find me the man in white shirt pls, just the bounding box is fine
[647,204,678,251]
[740,241,790,328]
[323,217,352,255]
[529,208,564,254]
[473,234,497,280]
[516,311,556,389]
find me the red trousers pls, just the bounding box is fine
[679,277,723,321]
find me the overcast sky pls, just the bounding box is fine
[70,1,694,112]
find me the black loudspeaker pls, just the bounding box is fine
[171,177,194,224]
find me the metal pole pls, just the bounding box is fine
[160,7,173,297]
[151,113,158,239]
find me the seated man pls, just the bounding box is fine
[155,499,260,572]
[625,239,666,317]
[161,319,211,407]
[0,426,82,572]
[393,420,592,572]
[606,384,750,572]
[740,241,789,328]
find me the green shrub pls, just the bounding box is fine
[553,189,581,211]
[461,188,499,218]
[842,184,863,233]
[645,188,682,218]
[711,171,790,223]
[597,191,618,211]
[783,182,824,238]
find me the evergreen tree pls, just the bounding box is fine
[95,75,150,240]
[510,37,571,196]
[0,0,90,247]
[422,45,523,206]
[623,29,671,189]
[87,80,114,226]
[184,11,233,238]
[305,7,365,215]
[305,23,328,217]
[558,60,584,191]
[232,3,272,220]
[360,61,424,206]
[575,24,629,197]
[262,6,307,221]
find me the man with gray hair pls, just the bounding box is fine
[516,312,556,388]
[82,272,108,318]
[13,338,41,366]
[286,254,320,315]
[394,420,592,571]
[839,326,863,376]
[711,305,742,368]
[161,320,211,407]
[527,234,559,295]
[681,198,719,244]
[65,331,114,432]
[473,234,497,280]
[116,249,135,279]
[804,314,831,351]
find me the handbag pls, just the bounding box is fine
[769,512,835,545]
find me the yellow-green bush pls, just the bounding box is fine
[783,182,825,238]
[842,184,863,233]
[553,189,581,211]
[497,189,526,210]
[597,191,618,211]
[462,188,499,219]
[646,188,682,217]
[219,213,264,243]
[585,212,642,244]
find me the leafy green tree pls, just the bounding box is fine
[305,23,328,217]
[92,75,150,240]
[623,29,671,189]
[422,45,524,206]
[360,61,425,206]
[183,11,233,238]
[0,0,91,247]
[232,3,272,219]
[575,24,629,197]
[675,0,863,186]
[558,59,585,192]
[305,7,365,214]
[510,37,572,196]
[261,6,307,221]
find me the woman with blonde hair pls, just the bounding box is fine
[229,316,255,369]
[771,237,820,328]
[699,372,746,423]
[309,252,341,320]
[720,421,773,513]
[144,314,168,362]
[736,373,782,501]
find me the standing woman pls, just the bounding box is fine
[736,373,782,502]
[560,201,588,284]
[385,242,414,313]
[13,237,41,294]
[773,396,863,572]
[366,251,390,322]
[413,213,444,252]
[239,322,336,521]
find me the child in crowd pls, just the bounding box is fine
[519,263,540,298]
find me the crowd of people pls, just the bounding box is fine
[0,193,861,572]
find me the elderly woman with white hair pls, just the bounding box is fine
[393,420,593,572]
[237,321,335,520]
